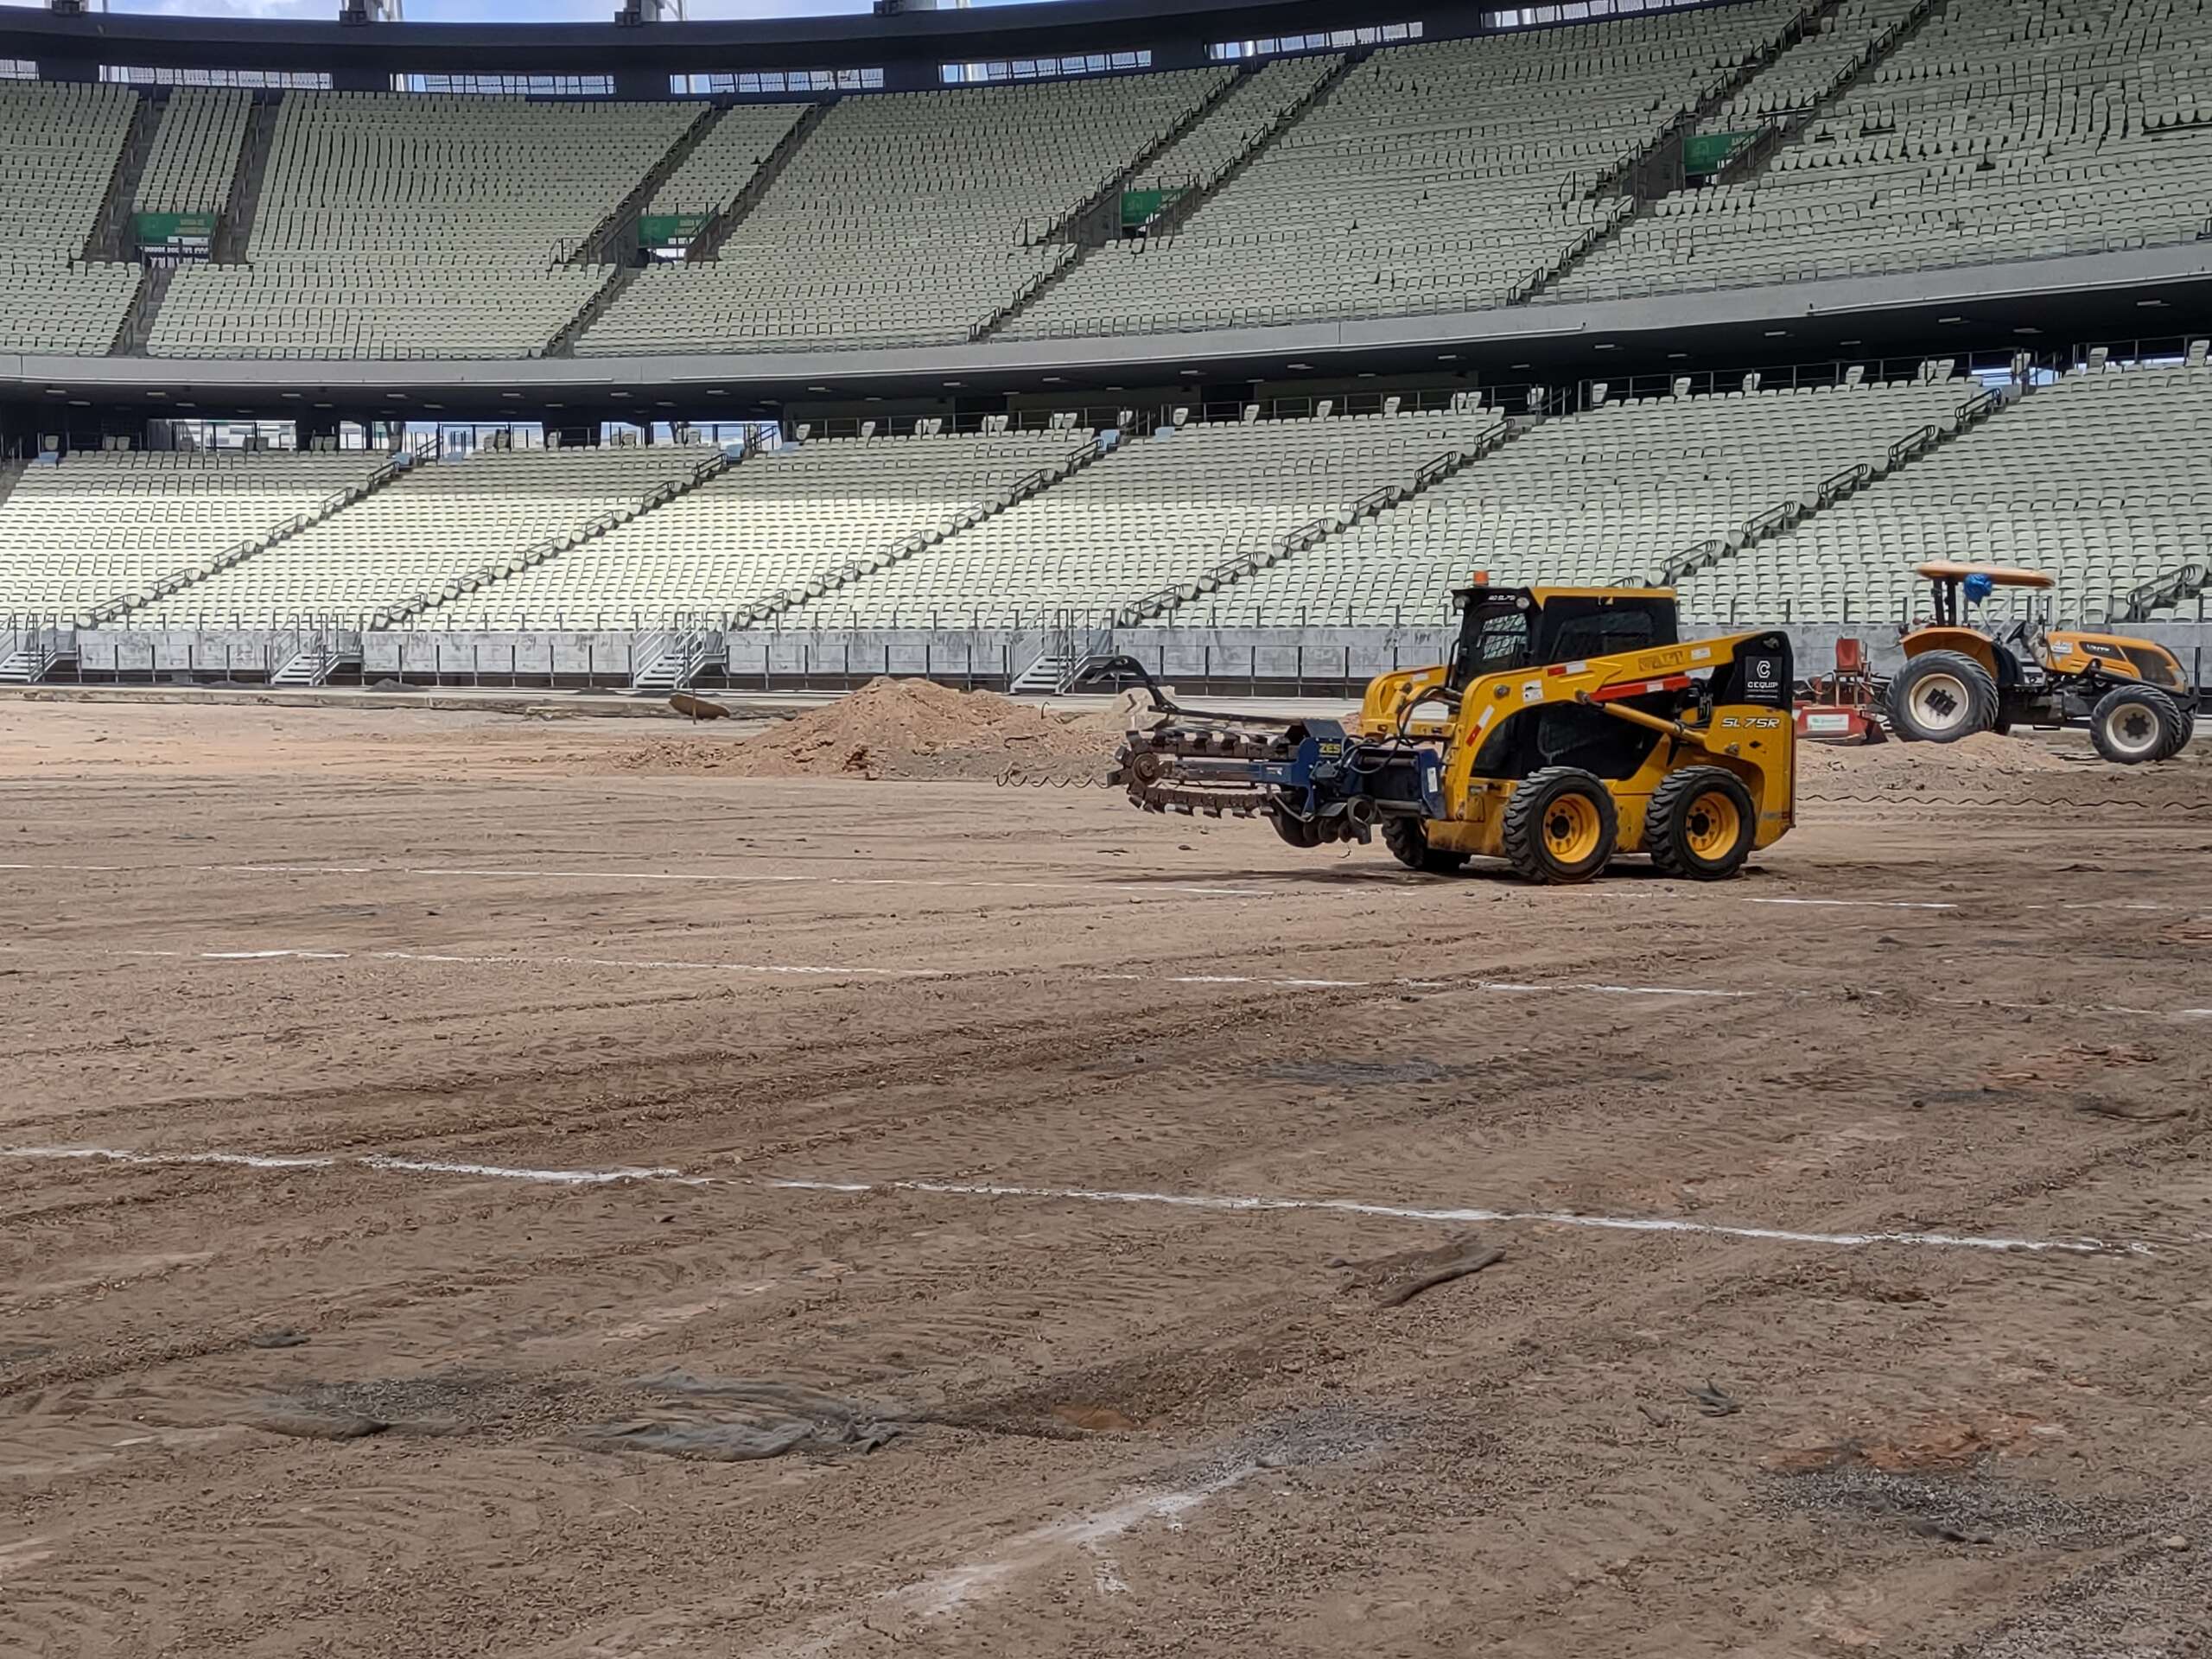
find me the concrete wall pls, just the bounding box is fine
[49,621,2212,691]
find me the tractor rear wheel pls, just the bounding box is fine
[1888,651,1999,743]
[1381,815,1467,874]
[2088,684,2182,765]
[1644,766,1759,881]
[1501,766,1618,885]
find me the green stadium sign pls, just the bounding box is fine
[1683,130,1759,174]
[639,213,712,248]
[1120,186,1185,230]
[133,211,218,253]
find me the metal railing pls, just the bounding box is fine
[2111,560,2212,625]
[81,435,438,626]
[373,449,736,628]
[1112,435,1504,624]
[731,435,1103,626]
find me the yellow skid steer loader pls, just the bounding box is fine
[1107,581,1794,884]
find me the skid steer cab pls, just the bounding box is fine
[1109,582,1796,884]
[1888,562,2197,763]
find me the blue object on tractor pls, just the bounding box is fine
[1962,571,1994,607]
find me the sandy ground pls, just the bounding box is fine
[2,699,2209,1659]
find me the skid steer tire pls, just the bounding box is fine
[1501,766,1618,885]
[2088,684,2181,765]
[1381,816,1468,874]
[1888,651,1999,743]
[1643,766,1759,881]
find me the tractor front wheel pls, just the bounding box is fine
[2089,684,2184,765]
[1501,766,1618,885]
[1381,815,1467,874]
[1888,651,1999,743]
[1644,766,1759,881]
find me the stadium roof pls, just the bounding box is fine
[0,0,1491,75]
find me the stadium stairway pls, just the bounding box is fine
[376,443,740,627]
[1119,414,1524,626]
[89,437,436,626]
[81,92,162,265]
[728,428,1114,627]
[1662,372,2009,591]
[683,99,835,265]
[969,66,1263,341]
[210,93,282,265]
[569,101,727,267]
[109,263,174,356]
[1133,50,1366,247]
[1523,0,1844,302]
[1707,0,1951,192]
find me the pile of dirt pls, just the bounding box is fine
[1798,730,2077,785]
[723,678,1152,781]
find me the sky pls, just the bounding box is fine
[3,0,1056,18]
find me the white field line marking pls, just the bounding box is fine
[0,1145,2145,1256]
[0,861,1270,902]
[0,940,1754,1002]
[8,859,2202,919]
[888,1465,1257,1620]
[9,938,2206,1017]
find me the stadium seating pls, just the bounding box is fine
[133,87,251,217]
[130,444,718,623]
[1547,0,2212,302]
[781,407,1502,626]
[0,449,385,616]
[423,429,1088,626]
[150,92,696,359]
[1694,0,1919,137]
[1001,3,1800,340]
[577,69,1229,353]
[1179,375,1982,626]
[0,80,142,355]
[645,100,809,226]
[1684,361,2212,624]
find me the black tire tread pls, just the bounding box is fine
[1888,651,1999,744]
[1643,765,1758,881]
[1500,766,1618,886]
[2088,683,2181,766]
[1381,816,1466,874]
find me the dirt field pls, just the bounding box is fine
[3,696,2208,1659]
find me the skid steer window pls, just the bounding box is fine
[1449,605,1529,690]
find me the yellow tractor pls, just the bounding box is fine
[1888,562,2196,763]
[1107,581,1794,883]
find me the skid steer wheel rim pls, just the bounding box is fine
[2102,702,2164,760]
[1683,790,1743,859]
[1543,794,1604,864]
[1907,671,1973,734]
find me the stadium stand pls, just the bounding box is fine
[1694,0,1921,138]
[1173,375,1984,626]
[642,100,810,229]
[422,428,1089,627]
[0,80,143,355]
[0,448,386,616]
[1685,359,2212,624]
[149,92,696,359]
[778,407,1502,626]
[130,443,718,622]
[576,68,1230,353]
[132,87,251,217]
[1546,0,2212,302]
[1000,1,1802,339]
